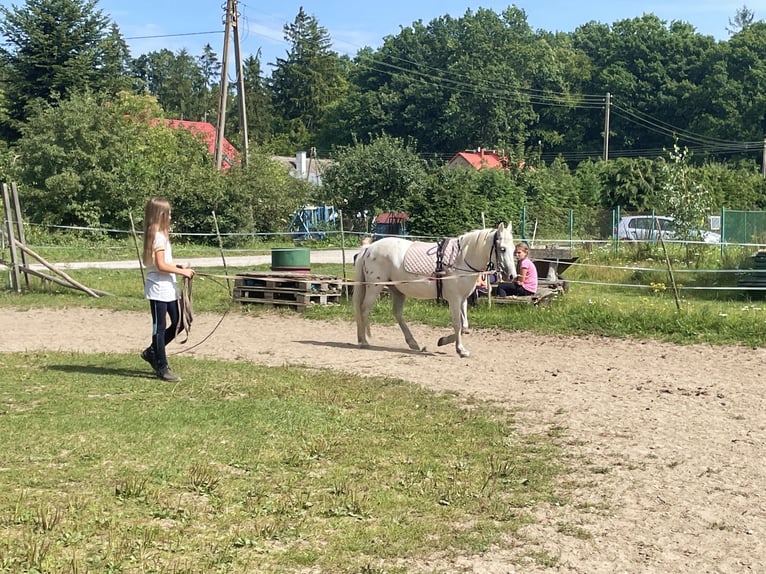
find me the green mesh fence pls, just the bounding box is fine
[722,210,766,245]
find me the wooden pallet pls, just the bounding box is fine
[232,272,344,310]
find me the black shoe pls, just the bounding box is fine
[157,367,181,382]
[141,347,157,371]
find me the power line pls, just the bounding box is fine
[123,31,223,41]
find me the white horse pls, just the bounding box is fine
[353,224,517,357]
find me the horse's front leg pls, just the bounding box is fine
[450,301,469,358]
[390,287,423,351]
[461,298,470,334]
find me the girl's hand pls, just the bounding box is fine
[176,265,195,279]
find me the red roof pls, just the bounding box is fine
[375,212,409,224]
[164,119,239,170]
[447,149,506,170]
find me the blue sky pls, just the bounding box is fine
[91,0,764,71]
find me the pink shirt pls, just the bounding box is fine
[519,257,538,293]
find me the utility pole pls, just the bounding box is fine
[214,0,233,171]
[603,92,611,162]
[214,0,248,169]
[232,3,249,167]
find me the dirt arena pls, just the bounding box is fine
[2,306,765,573]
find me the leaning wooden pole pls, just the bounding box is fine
[14,240,101,297]
[128,210,145,285]
[655,221,681,311]
[211,210,232,296]
[21,267,112,297]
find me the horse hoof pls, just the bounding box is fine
[458,349,470,358]
[359,342,370,349]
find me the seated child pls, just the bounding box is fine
[497,243,538,297]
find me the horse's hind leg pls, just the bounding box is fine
[357,286,382,347]
[390,287,422,351]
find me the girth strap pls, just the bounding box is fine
[435,238,448,300]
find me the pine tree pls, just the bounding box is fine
[0,0,124,137]
[269,7,346,146]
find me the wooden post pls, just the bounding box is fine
[339,210,349,300]
[10,183,30,289]
[1,183,21,292]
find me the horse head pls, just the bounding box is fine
[493,222,517,279]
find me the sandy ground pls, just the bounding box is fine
[2,306,766,573]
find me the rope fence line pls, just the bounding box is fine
[5,220,766,295]
[16,221,766,250]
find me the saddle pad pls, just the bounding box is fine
[403,239,459,276]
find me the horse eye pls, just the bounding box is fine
[500,247,506,253]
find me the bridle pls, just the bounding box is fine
[491,228,511,277]
[454,228,506,275]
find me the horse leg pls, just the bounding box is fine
[449,300,470,358]
[390,287,422,351]
[461,298,470,334]
[357,285,381,348]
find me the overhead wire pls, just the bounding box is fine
[123,12,761,163]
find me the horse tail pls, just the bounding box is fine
[353,252,370,337]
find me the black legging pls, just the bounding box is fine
[149,299,182,370]
[497,282,535,297]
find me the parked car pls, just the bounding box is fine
[616,215,721,243]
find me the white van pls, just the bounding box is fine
[617,215,720,243]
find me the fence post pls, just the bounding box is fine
[521,206,527,240]
[720,207,725,258]
[569,208,574,248]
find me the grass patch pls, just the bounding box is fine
[0,352,561,572]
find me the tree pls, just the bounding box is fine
[408,166,526,237]
[269,7,346,149]
[321,134,426,221]
[657,143,713,240]
[0,0,124,137]
[131,48,208,120]
[14,91,218,229]
[196,44,221,123]
[727,5,756,35]
[231,52,274,147]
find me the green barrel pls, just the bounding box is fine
[271,247,311,272]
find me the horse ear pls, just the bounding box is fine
[507,221,513,234]
[496,222,504,232]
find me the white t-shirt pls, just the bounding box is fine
[144,231,178,302]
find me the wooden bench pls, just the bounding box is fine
[491,285,561,307]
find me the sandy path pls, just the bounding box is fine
[2,306,765,573]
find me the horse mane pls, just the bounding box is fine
[459,228,495,251]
